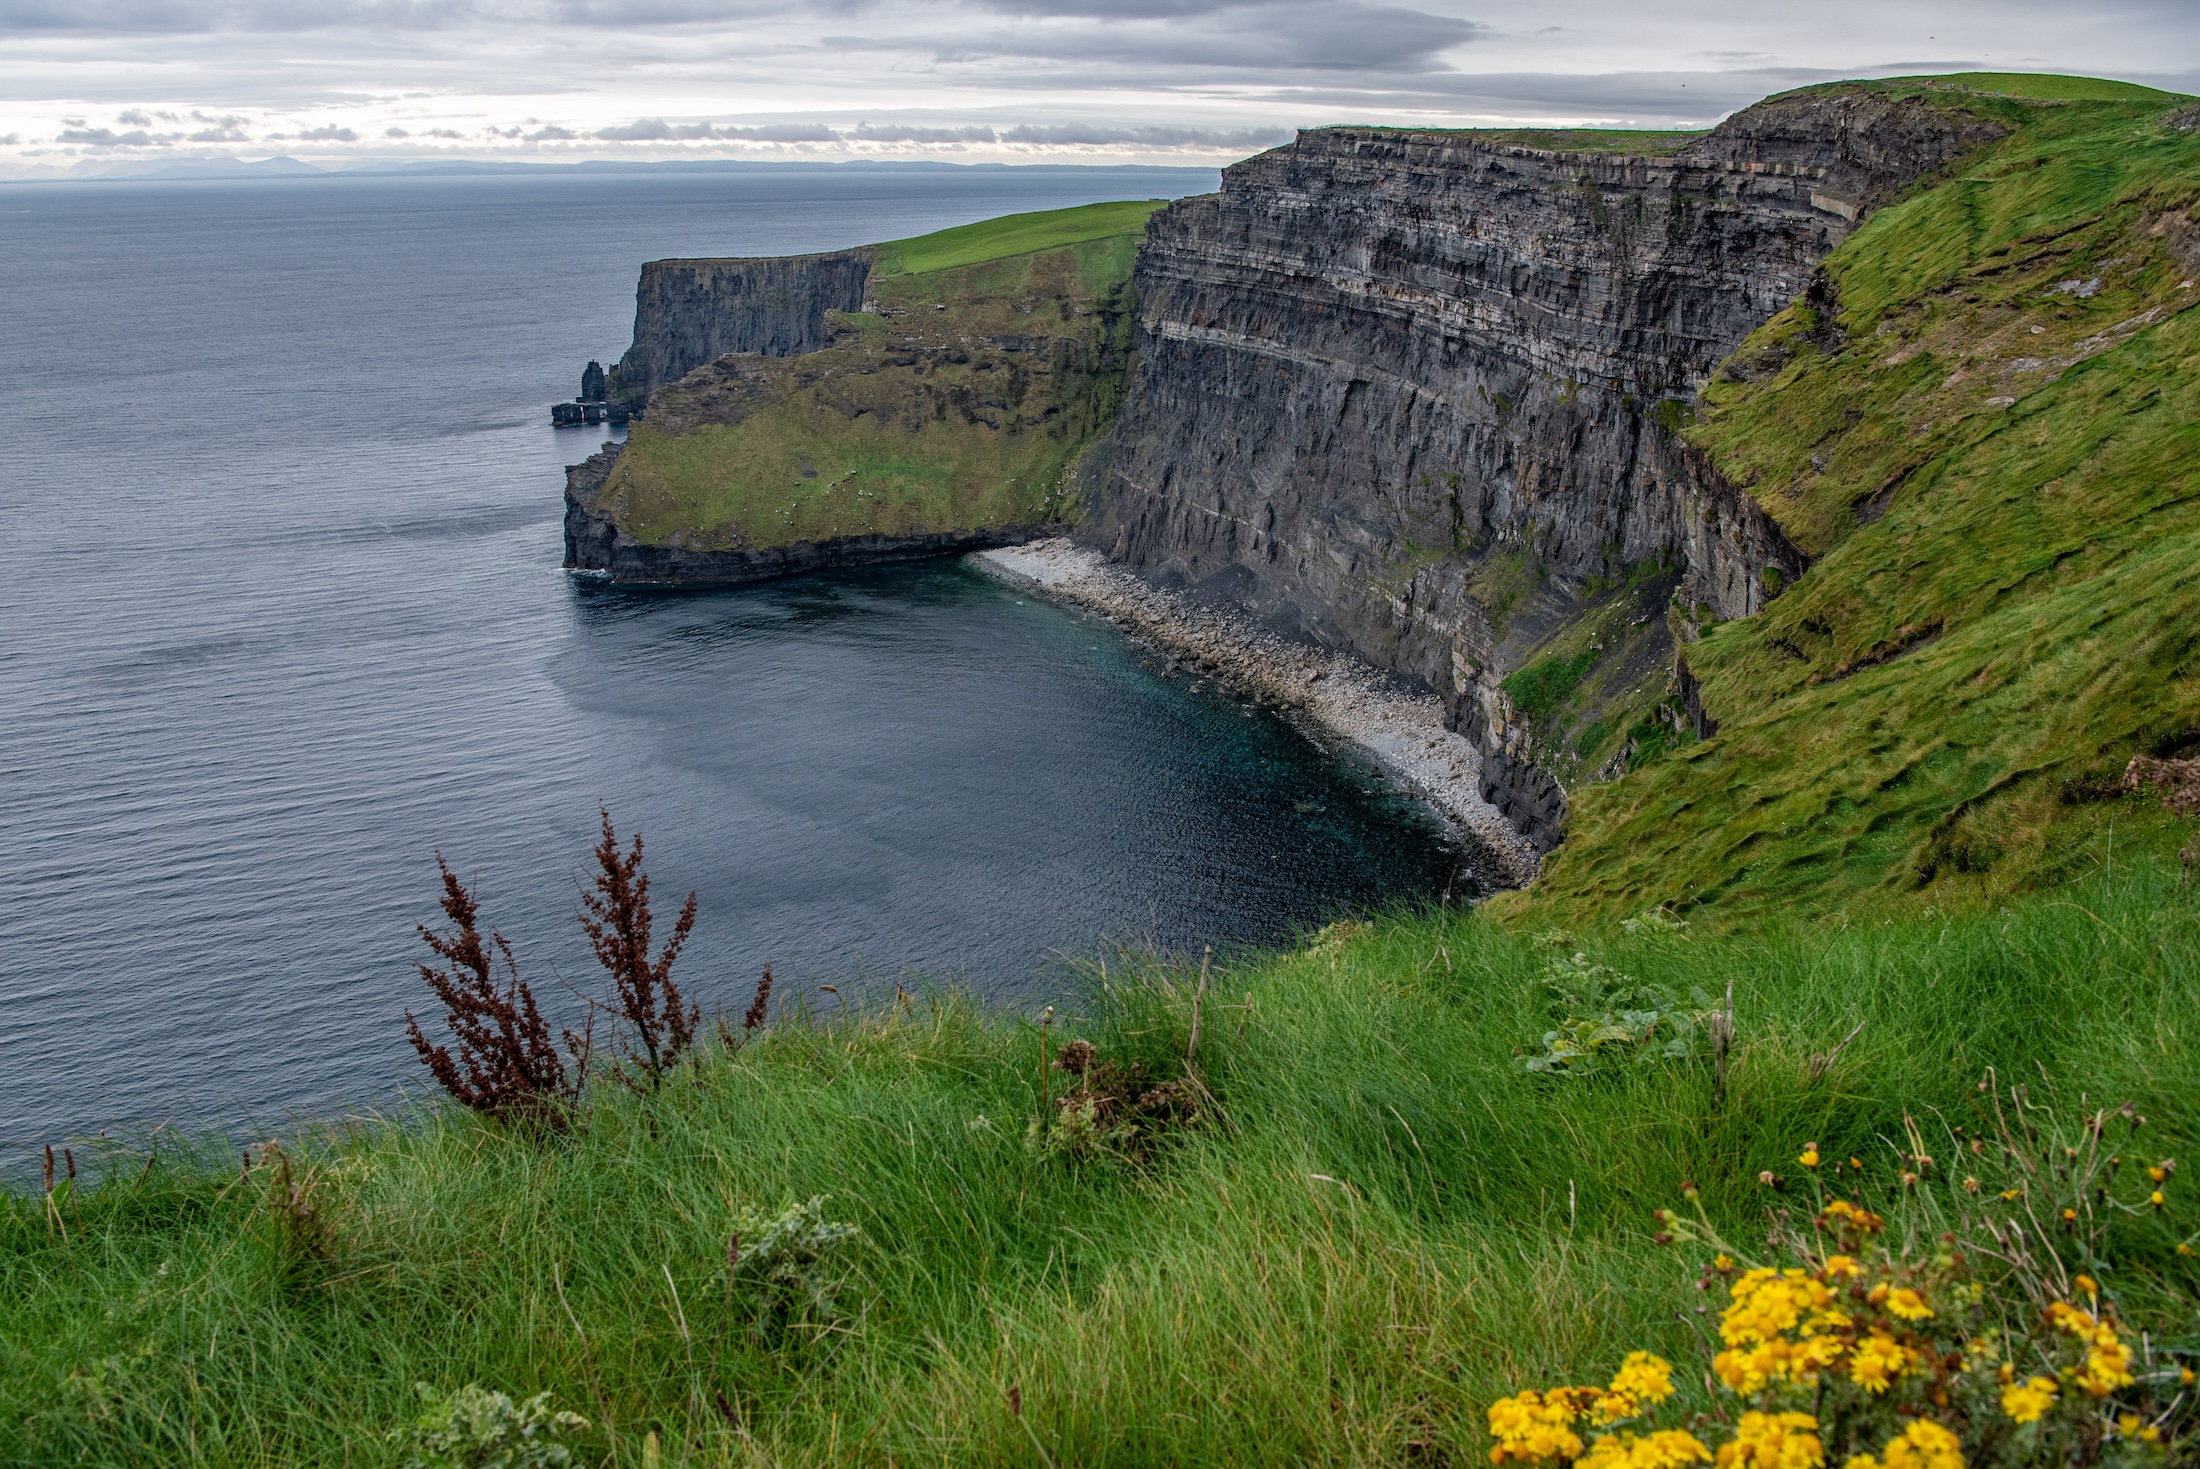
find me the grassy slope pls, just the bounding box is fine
[599,207,1157,552]
[7,860,2196,1466]
[876,200,1168,276]
[1501,80,2200,926]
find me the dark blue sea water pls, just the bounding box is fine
[0,166,1459,1156]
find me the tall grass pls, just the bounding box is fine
[5,861,2196,1465]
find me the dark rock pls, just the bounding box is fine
[609,249,873,410]
[580,360,607,403]
[551,401,584,426]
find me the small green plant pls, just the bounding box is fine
[1023,1038,1200,1160]
[1521,950,1716,1076]
[1503,651,1599,725]
[394,1384,587,1469]
[728,1197,862,1328]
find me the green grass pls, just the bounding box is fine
[1507,84,2200,925]
[876,200,1168,277]
[1881,71,2194,104]
[7,861,2197,1465]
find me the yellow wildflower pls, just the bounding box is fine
[1800,1146,1821,1169]
[1870,1284,1933,1322]
[2150,1165,2167,1183]
[2151,1190,2166,1208]
[1823,1255,1863,1281]
[2073,1274,2097,1298]
[1597,1352,1677,1420]
[1849,1333,1910,1393]
[1999,1189,2022,1202]
[1578,1430,1714,1469]
[2000,1374,2058,1424]
[1875,1419,1962,1469]
[1488,1390,1584,1464]
[2116,1414,2142,1439]
[1714,1411,1823,1469]
[2074,1333,2135,1397]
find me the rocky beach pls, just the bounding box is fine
[975,537,1541,888]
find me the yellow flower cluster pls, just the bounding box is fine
[1714,1411,1824,1469]
[1488,1389,1584,1464]
[2046,1301,2136,1397]
[1841,1419,1962,1469]
[1579,1430,1714,1469]
[1488,1355,1683,1464]
[1999,1374,2058,1424]
[1848,1333,1912,1394]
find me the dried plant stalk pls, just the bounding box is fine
[580,808,699,1089]
[405,856,583,1130]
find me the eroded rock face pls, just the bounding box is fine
[1088,88,2002,849]
[610,250,873,408]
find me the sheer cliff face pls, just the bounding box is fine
[1091,88,2002,848]
[611,251,873,406]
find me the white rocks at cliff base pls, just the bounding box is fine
[975,538,1541,889]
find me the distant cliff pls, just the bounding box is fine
[609,250,874,411]
[1088,86,2006,849]
[566,203,1159,586]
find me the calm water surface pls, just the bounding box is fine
[0,167,1460,1154]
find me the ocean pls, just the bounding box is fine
[0,165,1460,1156]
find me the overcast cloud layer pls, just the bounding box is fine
[2,0,2194,175]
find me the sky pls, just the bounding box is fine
[1,0,2195,175]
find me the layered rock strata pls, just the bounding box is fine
[1089,87,2004,849]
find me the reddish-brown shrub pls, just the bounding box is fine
[405,856,585,1130]
[580,808,699,1089]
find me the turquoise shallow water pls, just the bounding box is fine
[0,166,1459,1155]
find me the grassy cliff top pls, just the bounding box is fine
[873,198,1168,276]
[1503,78,2200,927]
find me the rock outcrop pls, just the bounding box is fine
[1086,85,2005,849]
[563,441,1041,585]
[609,250,873,410]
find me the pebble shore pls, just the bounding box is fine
[973,539,1540,890]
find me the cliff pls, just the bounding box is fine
[608,250,873,412]
[1088,83,2009,850]
[565,202,1159,586]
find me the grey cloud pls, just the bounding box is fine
[529,124,575,138]
[933,2,1482,73]
[852,122,996,142]
[970,0,1235,14]
[58,126,165,145]
[385,126,411,137]
[719,123,839,141]
[117,107,154,124]
[999,123,1289,146]
[0,0,480,31]
[189,122,248,140]
[593,117,836,141]
[296,124,359,140]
